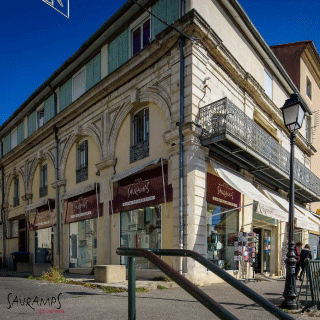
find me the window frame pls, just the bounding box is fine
[264,69,273,99]
[72,67,86,102]
[39,163,48,198]
[306,76,312,100]
[130,12,151,57]
[13,178,19,207]
[38,108,45,129]
[76,140,88,183]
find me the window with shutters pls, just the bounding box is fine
[76,140,88,183]
[72,68,86,102]
[130,108,149,163]
[11,128,17,149]
[38,109,45,128]
[131,13,151,56]
[13,178,19,207]
[39,163,48,198]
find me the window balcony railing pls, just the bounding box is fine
[39,185,48,198]
[76,166,88,184]
[13,196,20,207]
[130,139,149,163]
[198,97,320,200]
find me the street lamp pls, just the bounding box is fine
[280,93,307,310]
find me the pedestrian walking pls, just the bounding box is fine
[295,241,302,279]
[298,244,312,281]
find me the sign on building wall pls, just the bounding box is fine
[29,204,56,230]
[207,173,241,209]
[112,165,172,213]
[64,191,103,223]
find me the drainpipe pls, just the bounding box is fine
[1,148,6,267]
[54,127,60,268]
[179,36,185,274]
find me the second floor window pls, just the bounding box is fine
[38,109,45,128]
[307,77,312,100]
[132,18,151,56]
[11,128,17,149]
[264,69,273,99]
[76,140,88,183]
[40,163,48,198]
[130,108,149,163]
[13,178,19,207]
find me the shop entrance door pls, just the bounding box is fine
[253,228,261,273]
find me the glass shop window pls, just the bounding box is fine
[35,228,53,264]
[69,219,97,268]
[207,203,239,270]
[120,205,161,269]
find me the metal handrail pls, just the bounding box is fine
[117,248,294,320]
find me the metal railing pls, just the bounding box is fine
[130,139,149,163]
[76,166,88,183]
[117,248,294,320]
[298,259,320,311]
[39,185,48,198]
[198,98,320,197]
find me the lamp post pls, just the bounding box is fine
[280,93,307,310]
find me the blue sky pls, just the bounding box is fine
[0,0,319,126]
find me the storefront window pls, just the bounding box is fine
[35,228,53,264]
[120,205,161,269]
[207,203,238,270]
[69,219,97,268]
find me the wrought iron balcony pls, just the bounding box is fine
[13,196,20,207]
[39,185,48,198]
[76,166,88,184]
[199,98,320,202]
[130,140,149,163]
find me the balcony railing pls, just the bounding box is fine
[198,98,320,199]
[76,166,88,184]
[39,185,48,198]
[130,139,149,163]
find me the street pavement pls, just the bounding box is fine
[0,271,316,319]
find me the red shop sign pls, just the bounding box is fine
[112,165,172,213]
[29,204,56,230]
[207,173,241,210]
[64,190,103,223]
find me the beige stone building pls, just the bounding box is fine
[0,0,319,284]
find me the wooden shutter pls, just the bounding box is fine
[151,0,179,40]
[17,122,25,144]
[86,53,101,90]
[44,94,55,123]
[59,78,72,111]
[72,69,86,102]
[28,111,37,136]
[108,29,129,74]
[4,134,11,154]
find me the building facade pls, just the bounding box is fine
[0,0,319,284]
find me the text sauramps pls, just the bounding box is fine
[7,293,62,310]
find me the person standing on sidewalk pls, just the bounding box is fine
[295,241,302,279]
[298,244,312,281]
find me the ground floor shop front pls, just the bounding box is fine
[1,158,320,285]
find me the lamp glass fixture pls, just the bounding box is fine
[281,94,306,133]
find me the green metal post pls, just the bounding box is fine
[128,257,136,320]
